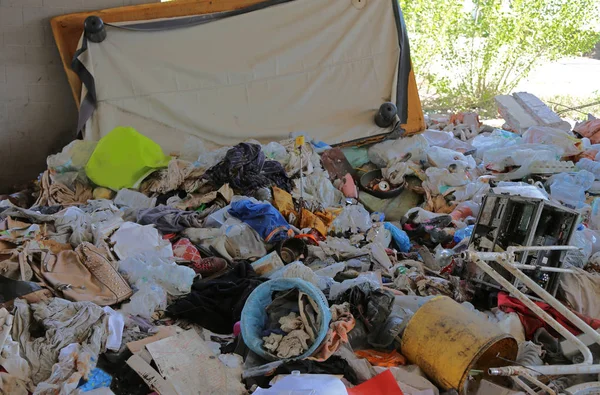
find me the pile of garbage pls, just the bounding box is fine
[2,92,600,395]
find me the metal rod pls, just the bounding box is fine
[507,246,580,254]
[468,254,593,365]
[512,377,537,395]
[495,255,600,348]
[521,373,557,395]
[512,264,575,273]
[491,364,600,376]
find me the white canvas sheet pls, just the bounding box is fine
[80,0,401,154]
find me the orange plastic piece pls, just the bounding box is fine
[354,349,407,368]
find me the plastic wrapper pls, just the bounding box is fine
[121,281,168,319]
[313,262,346,278]
[319,237,365,259]
[384,222,411,252]
[423,167,470,194]
[366,224,392,248]
[293,169,343,208]
[483,144,562,175]
[381,161,411,185]
[331,205,372,234]
[471,129,521,159]
[450,179,490,203]
[110,222,173,260]
[576,158,600,180]
[453,225,474,243]
[492,182,549,200]
[426,146,476,169]
[54,207,93,247]
[548,171,594,209]
[329,272,381,300]
[118,252,195,296]
[192,146,230,171]
[368,135,429,167]
[522,126,583,158]
[262,142,289,164]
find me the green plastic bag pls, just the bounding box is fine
[85,126,171,190]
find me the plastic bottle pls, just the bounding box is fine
[453,225,474,243]
[577,158,600,180]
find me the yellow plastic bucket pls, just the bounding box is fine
[401,296,518,393]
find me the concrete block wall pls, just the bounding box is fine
[0,0,158,193]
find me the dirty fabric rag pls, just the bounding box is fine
[11,298,107,385]
[137,205,204,233]
[203,143,293,194]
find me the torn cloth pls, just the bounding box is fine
[11,298,107,385]
[559,268,600,320]
[310,303,355,361]
[137,205,204,233]
[229,199,293,243]
[497,292,600,339]
[203,143,293,194]
[34,171,93,208]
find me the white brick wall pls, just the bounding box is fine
[0,0,158,192]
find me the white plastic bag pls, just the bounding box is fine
[329,272,381,300]
[427,146,475,169]
[121,281,167,319]
[522,126,582,158]
[368,135,429,167]
[111,222,173,259]
[47,140,97,175]
[293,169,343,208]
[492,182,549,200]
[331,205,372,234]
[262,142,289,163]
[54,207,93,247]
[471,129,521,159]
[118,252,195,296]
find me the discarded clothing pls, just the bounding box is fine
[139,159,192,194]
[497,292,600,339]
[310,302,355,361]
[34,343,95,395]
[137,205,204,233]
[11,298,107,385]
[559,268,600,319]
[0,308,32,395]
[229,199,293,243]
[166,262,266,334]
[204,143,293,194]
[34,171,93,208]
[334,283,400,348]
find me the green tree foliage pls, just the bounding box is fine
[401,0,600,115]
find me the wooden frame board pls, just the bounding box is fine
[50,0,266,107]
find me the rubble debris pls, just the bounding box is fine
[2,91,600,395]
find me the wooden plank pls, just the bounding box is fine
[50,0,267,107]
